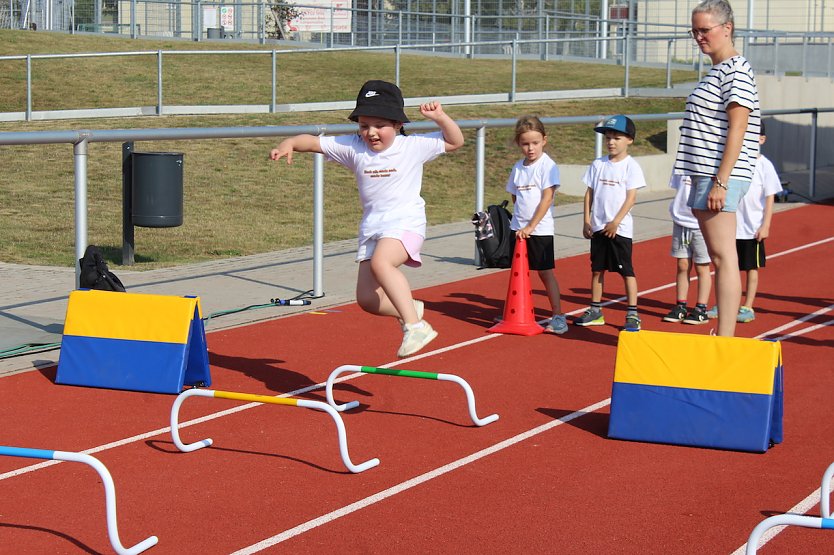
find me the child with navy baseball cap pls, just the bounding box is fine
[574,114,647,331]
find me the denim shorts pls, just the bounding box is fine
[687,175,750,213]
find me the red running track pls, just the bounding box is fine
[0,203,833,554]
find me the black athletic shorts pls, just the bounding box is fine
[509,232,555,271]
[590,232,635,276]
[736,238,766,271]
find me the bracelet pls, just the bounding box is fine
[713,176,728,190]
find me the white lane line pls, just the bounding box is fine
[229,398,612,554]
[754,304,834,339]
[1,236,831,485]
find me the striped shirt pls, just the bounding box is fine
[674,55,761,182]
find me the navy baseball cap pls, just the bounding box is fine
[349,80,410,123]
[594,114,636,139]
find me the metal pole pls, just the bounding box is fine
[74,137,89,288]
[809,109,818,198]
[666,39,673,88]
[474,126,485,266]
[624,33,631,97]
[271,50,277,113]
[130,0,136,38]
[601,0,610,59]
[157,50,163,115]
[510,37,517,102]
[395,45,400,85]
[312,150,325,297]
[464,0,471,56]
[475,126,485,213]
[25,54,32,121]
[122,142,135,265]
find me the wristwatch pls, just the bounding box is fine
[712,176,728,190]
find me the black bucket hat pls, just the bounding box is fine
[348,80,410,123]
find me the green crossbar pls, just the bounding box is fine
[360,366,439,380]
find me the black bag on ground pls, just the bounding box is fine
[471,200,513,269]
[78,245,126,292]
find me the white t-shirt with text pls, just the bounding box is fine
[319,132,446,244]
[582,155,647,239]
[505,152,560,236]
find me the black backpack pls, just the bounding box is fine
[472,200,513,269]
[78,245,126,292]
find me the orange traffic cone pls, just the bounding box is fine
[488,237,545,336]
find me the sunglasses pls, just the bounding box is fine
[688,23,726,39]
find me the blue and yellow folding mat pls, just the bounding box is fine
[608,330,783,453]
[56,289,211,394]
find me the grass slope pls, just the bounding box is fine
[0,30,689,267]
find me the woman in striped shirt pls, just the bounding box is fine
[674,0,761,337]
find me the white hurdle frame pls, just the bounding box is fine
[746,460,834,553]
[0,446,158,555]
[169,388,379,473]
[325,364,499,427]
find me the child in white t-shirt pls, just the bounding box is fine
[574,115,647,331]
[663,174,712,325]
[504,115,566,334]
[270,80,464,357]
[708,121,782,323]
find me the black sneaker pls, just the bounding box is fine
[682,306,709,325]
[662,305,687,323]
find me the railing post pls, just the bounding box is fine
[313,148,325,298]
[74,137,89,289]
[809,109,818,198]
[474,126,485,266]
[802,34,808,78]
[666,38,673,89]
[624,32,631,97]
[122,142,135,266]
[157,50,163,115]
[271,50,277,113]
[25,54,32,121]
[398,11,403,45]
[395,45,400,85]
[510,37,518,102]
[130,0,136,38]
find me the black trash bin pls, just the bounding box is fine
[131,151,184,228]
[207,27,224,39]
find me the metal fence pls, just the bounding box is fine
[0,107,830,291]
[5,0,834,66]
[3,30,833,123]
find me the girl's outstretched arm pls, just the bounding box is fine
[269,134,323,164]
[419,101,464,152]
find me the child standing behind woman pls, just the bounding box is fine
[269,80,464,358]
[505,115,567,334]
[574,115,647,331]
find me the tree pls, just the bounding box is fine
[267,2,302,40]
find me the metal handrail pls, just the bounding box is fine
[0,107,831,293]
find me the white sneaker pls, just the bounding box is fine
[398,299,425,330]
[397,320,438,358]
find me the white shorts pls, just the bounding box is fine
[356,230,424,268]
[670,223,710,265]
